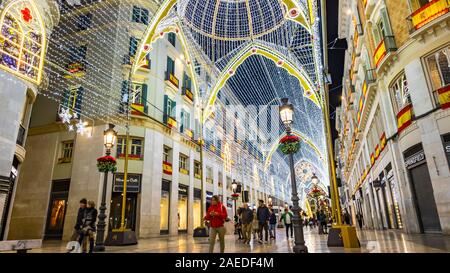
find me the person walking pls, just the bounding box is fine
[204,195,228,253]
[343,209,351,225]
[252,208,259,240]
[280,208,294,238]
[78,200,98,253]
[317,210,328,235]
[235,208,243,240]
[357,213,363,229]
[240,204,253,244]
[256,200,270,243]
[268,205,277,239]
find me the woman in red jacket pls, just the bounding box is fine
[204,195,228,253]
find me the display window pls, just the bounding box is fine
[160,180,170,234]
[178,185,188,232]
[193,188,202,228]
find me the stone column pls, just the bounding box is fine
[213,162,219,195]
[63,125,104,240]
[188,149,195,235]
[169,141,180,236]
[140,129,164,237]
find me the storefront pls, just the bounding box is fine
[404,144,441,233]
[386,168,403,229]
[178,184,188,233]
[193,188,201,229]
[443,133,450,168]
[160,179,170,234]
[110,173,141,231]
[44,179,70,239]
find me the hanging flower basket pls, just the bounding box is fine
[97,155,117,173]
[278,135,301,155]
[231,193,240,201]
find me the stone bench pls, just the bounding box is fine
[0,239,42,253]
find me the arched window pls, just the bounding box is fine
[0,0,46,84]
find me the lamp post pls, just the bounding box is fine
[94,124,117,252]
[232,179,238,218]
[279,98,308,253]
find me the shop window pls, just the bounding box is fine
[58,141,74,163]
[193,188,202,228]
[168,32,176,47]
[132,6,149,25]
[76,13,92,31]
[178,185,188,231]
[390,73,411,114]
[0,0,46,84]
[425,45,450,105]
[179,154,188,173]
[160,180,170,234]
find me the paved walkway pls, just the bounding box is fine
[22,227,450,253]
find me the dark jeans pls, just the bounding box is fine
[78,230,94,253]
[258,222,269,241]
[285,223,293,237]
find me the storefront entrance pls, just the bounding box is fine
[193,188,201,229]
[405,145,441,233]
[160,180,170,234]
[109,173,141,231]
[44,179,70,239]
[178,185,188,233]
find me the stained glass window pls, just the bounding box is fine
[0,0,45,84]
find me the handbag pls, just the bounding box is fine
[221,205,234,235]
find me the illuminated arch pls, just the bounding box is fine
[264,129,324,171]
[203,42,320,122]
[281,0,311,32]
[0,0,47,85]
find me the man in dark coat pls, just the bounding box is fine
[240,203,253,244]
[256,200,270,243]
[70,198,87,241]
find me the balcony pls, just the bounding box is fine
[130,103,145,116]
[16,124,26,147]
[366,68,377,84]
[165,71,179,89]
[409,0,449,31]
[182,87,194,103]
[65,62,85,78]
[373,36,397,69]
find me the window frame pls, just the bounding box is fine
[60,140,74,163]
[389,72,411,114]
[422,44,450,107]
[179,153,188,172]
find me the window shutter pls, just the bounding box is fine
[180,110,184,132]
[163,95,168,123]
[142,84,148,113]
[75,87,84,114]
[380,8,393,36]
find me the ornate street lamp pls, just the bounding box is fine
[311,173,319,185]
[231,179,238,220]
[94,124,117,251]
[279,98,308,253]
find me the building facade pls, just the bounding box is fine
[3,0,288,241]
[336,0,450,234]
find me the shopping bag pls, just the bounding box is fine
[224,220,235,235]
[66,241,81,253]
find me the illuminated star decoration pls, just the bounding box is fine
[58,108,72,124]
[76,120,85,134]
[21,8,32,23]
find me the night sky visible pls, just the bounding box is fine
[326,0,347,148]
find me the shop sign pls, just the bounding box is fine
[444,142,450,155]
[178,185,188,196]
[373,179,382,188]
[113,173,141,193]
[404,151,426,169]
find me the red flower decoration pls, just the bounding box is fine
[97,155,116,163]
[21,8,32,23]
[279,135,300,144]
[231,193,240,198]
